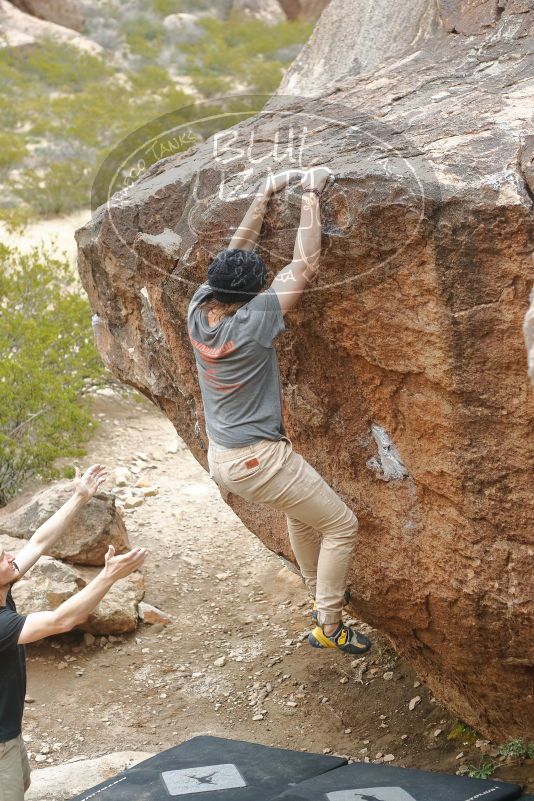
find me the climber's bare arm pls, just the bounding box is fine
[228,170,302,251]
[272,167,331,315]
[14,465,108,577]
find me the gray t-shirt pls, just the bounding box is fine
[188,283,286,447]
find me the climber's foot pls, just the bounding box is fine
[308,622,372,655]
[312,589,351,623]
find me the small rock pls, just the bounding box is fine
[140,486,159,497]
[123,496,144,509]
[215,572,230,581]
[409,695,421,710]
[252,714,264,721]
[34,754,47,763]
[83,633,96,647]
[214,656,227,667]
[383,754,395,762]
[413,680,421,688]
[339,677,349,684]
[138,602,171,625]
[344,728,352,734]
[323,748,332,754]
[114,467,130,487]
[383,671,394,680]
[456,752,465,760]
[434,728,443,737]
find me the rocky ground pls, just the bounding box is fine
[21,388,533,792]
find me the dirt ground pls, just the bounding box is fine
[22,389,533,793]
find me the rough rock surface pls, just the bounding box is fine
[11,556,85,614]
[525,283,534,383]
[278,0,440,97]
[76,1,534,739]
[0,0,100,51]
[7,0,84,32]
[77,570,144,635]
[0,482,130,565]
[26,752,154,801]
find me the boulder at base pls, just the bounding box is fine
[0,482,130,565]
[77,569,144,635]
[11,556,84,613]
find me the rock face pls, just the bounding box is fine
[0,482,130,565]
[0,0,100,52]
[7,0,84,31]
[76,1,534,739]
[278,0,439,96]
[525,283,534,383]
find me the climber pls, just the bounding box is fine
[0,464,147,801]
[187,167,371,656]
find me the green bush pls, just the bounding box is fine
[0,17,313,222]
[498,738,534,760]
[181,16,313,97]
[151,0,183,15]
[121,16,166,57]
[465,761,496,780]
[0,245,104,506]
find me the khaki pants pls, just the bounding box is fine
[208,436,357,625]
[0,736,30,801]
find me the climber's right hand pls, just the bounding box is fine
[301,167,333,194]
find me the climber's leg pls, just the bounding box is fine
[285,514,320,600]
[210,438,360,623]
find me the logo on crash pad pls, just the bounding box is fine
[162,763,247,796]
[327,788,418,801]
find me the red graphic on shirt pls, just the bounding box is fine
[189,332,243,393]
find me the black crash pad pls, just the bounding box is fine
[68,736,347,801]
[272,761,523,801]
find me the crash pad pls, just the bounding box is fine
[272,761,523,801]
[68,736,347,800]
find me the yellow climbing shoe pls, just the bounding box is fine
[308,622,371,654]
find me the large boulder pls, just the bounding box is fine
[0,482,130,566]
[0,0,100,52]
[75,1,534,739]
[11,556,84,614]
[77,570,144,635]
[7,0,84,32]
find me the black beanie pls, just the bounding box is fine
[207,249,267,304]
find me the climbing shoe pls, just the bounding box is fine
[308,622,372,655]
[311,589,351,623]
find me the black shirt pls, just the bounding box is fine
[0,589,26,741]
